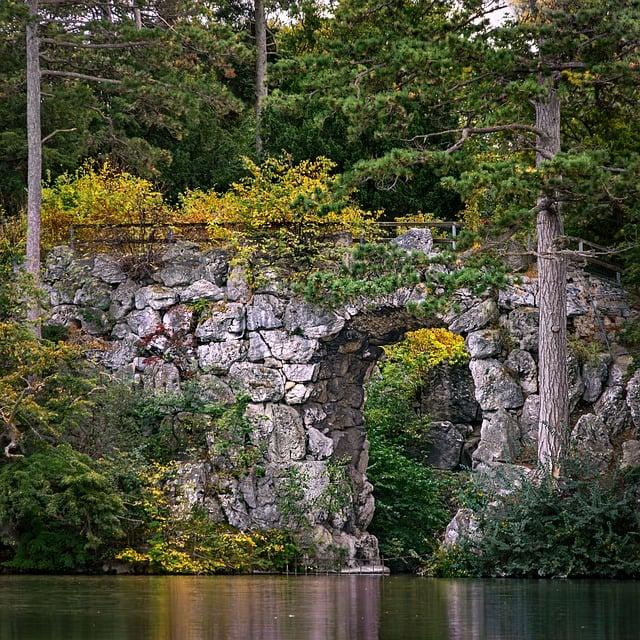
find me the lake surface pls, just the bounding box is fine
[1,575,638,640]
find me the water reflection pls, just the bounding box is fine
[2,575,640,640]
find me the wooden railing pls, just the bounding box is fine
[374,220,463,249]
[67,221,624,283]
[68,222,209,249]
[562,236,624,285]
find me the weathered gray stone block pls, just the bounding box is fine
[466,329,502,359]
[197,341,247,373]
[469,359,524,411]
[126,307,161,337]
[472,408,521,465]
[505,348,537,394]
[196,303,245,342]
[571,413,613,472]
[389,227,433,254]
[449,299,499,334]
[228,362,285,402]
[180,279,225,302]
[261,330,319,363]
[135,285,178,310]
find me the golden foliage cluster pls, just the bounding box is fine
[384,327,468,375]
[180,156,380,265]
[41,162,171,248]
[41,158,380,266]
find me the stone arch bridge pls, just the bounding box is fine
[44,237,635,566]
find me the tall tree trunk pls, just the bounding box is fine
[26,0,42,335]
[254,0,267,157]
[132,0,142,29]
[535,85,567,477]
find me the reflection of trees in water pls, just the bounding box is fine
[379,577,640,640]
[3,576,640,640]
[154,575,381,640]
[444,579,638,640]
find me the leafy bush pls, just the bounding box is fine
[180,156,379,268]
[384,327,468,375]
[0,320,91,458]
[300,241,508,312]
[116,464,300,574]
[456,468,640,578]
[482,474,640,578]
[0,445,125,571]
[41,162,171,248]
[366,434,455,571]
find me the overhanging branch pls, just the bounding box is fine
[41,69,122,84]
[408,123,549,154]
[41,38,151,49]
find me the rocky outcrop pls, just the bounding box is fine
[43,238,636,565]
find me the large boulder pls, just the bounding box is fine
[627,369,640,429]
[389,227,433,254]
[423,421,466,470]
[420,364,479,423]
[621,440,640,469]
[246,294,285,331]
[92,253,127,284]
[134,285,177,311]
[498,282,536,310]
[180,279,225,303]
[195,303,246,342]
[228,362,286,402]
[197,341,247,373]
[505,348,537,395]
[500,307,539,352]
[472,408,521,465]
[570,413,613,472]
[261,330,319,363]
[449,299,499,334]
[582,355,610,403]
[266,405,307,463]
[443,508,481,548]
[126,307,161,338]
[469,359,524,411]
[466,329,502,359]
[594,384,629,435]
[283,301,345,339]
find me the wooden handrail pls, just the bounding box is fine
[67,221,623,283]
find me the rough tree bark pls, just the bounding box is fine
[254,0,267,157]
[25,0,42,335]
[535,84,568,477]
[132,0,142,29]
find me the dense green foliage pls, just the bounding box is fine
[432,466,640,579]
[3,0,639,279]
[1,0,640,576]
[0,246,302,573]
[364,329,466,571]
[0,445,125,571]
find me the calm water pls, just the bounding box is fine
[1,575,638,640]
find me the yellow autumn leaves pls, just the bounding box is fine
[40,157,380,265]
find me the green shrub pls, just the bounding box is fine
[366,434,455,571]
[0,445,126,571]
[470,468,640,578]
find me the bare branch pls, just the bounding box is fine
[41,69,122,84]
[42,127,77,144]
[407,123,551,155]
[41,38,151,49]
